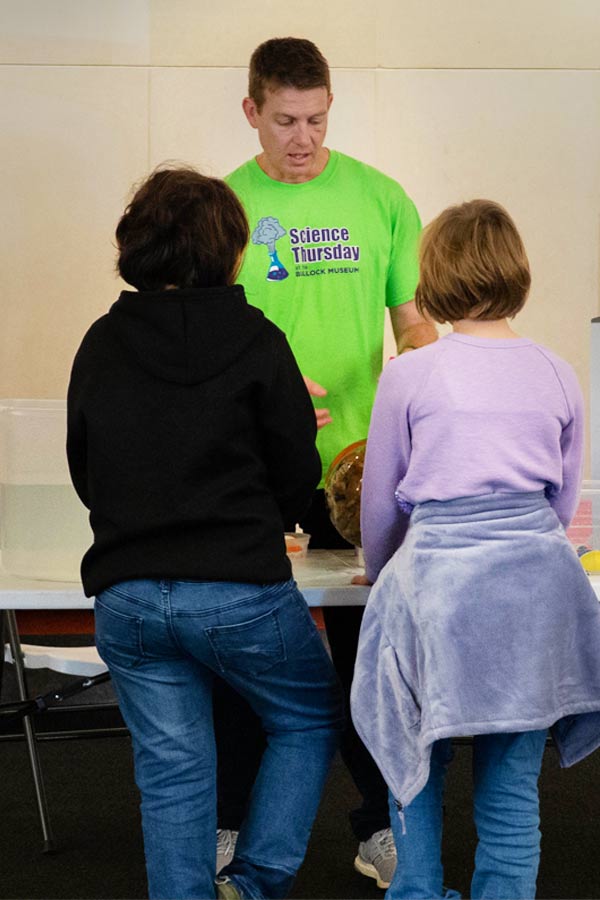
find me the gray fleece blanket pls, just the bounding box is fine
[351,492,600,808]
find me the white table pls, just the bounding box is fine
[0,549,369,853]
[1,550,598,854]
[0,549,370,609]
[2,549,600,609]
[0,547,368,702]
[587,574,600,600]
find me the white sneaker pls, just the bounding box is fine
[216,829,239,874]
[354,827,397,889]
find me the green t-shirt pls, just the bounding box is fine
[226,150,421,484]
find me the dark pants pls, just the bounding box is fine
[215,490,390,841]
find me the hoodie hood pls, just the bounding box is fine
[107,285,268,385]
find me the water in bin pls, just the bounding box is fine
[0,400,92,582]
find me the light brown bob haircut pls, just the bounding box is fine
[116,164,249,292]
[415,199,531,323]
[248,37,331,111]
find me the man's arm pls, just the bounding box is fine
[389,300,438,355]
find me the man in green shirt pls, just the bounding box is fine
[216,37,437,891]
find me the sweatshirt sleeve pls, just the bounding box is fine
[66,343,91,509]
[361,358,413,583]
[549,361,585,528]
[258,329,321,528]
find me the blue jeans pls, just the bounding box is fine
[95,577,344,900]
[387,731,548,900]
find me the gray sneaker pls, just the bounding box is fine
[216,829,239,874]
[354,827,397,889]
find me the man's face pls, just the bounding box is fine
[242,85,333,184]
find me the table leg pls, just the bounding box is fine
[0,611,5,697]
[5,610,55,853]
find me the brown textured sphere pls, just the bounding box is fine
[324,439,366,547]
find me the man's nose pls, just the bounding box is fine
[292,121,311,145]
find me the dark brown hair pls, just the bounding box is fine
[248,37,330,110]
[116,165,249,291]
[415,199,531,323]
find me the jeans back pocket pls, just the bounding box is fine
[206,608,286,676]
[95,595,143,670]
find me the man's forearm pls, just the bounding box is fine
[396,321,438,354]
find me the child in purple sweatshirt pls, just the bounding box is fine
[351,199,600,899]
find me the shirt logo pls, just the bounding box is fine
[251,217,289,282]
[251,216,361,281]
[288,226,360,264]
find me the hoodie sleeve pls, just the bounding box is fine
[258,330,321,527]
[66,340,91,509]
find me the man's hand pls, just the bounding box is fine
[397,322,439,354]
[303,376,333,429]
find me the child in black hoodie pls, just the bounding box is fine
[67,165,343,900]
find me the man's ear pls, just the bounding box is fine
[242,96,259,128]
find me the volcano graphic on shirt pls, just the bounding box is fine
[251,217,289,281]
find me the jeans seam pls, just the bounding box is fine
[233,852,298,876]
[169,579,296,619]
[102,584,162,613]
[161,581,187,654]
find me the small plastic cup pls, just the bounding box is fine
[285,532,310,559]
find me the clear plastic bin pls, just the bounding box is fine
[566,480,600,556]
[0,399,92,581]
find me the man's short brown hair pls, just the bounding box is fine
[248,37,330,110]
[116,165,249,291]
[415,199,531,323]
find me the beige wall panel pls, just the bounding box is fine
[150,68,377,177]
[0,0,150,65]
[1,66,149,398]
[326,70,378,168]
[150,68,256,176]
[376,69,600,460]
[149,0,376,67]
[376,0,600,69]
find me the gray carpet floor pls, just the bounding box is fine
[1,658,599,898]
[0,730,599,898]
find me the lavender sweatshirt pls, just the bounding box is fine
[361,333,584,584]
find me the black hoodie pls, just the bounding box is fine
[67,285,321,597]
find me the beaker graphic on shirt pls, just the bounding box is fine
[252,217,289,281]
